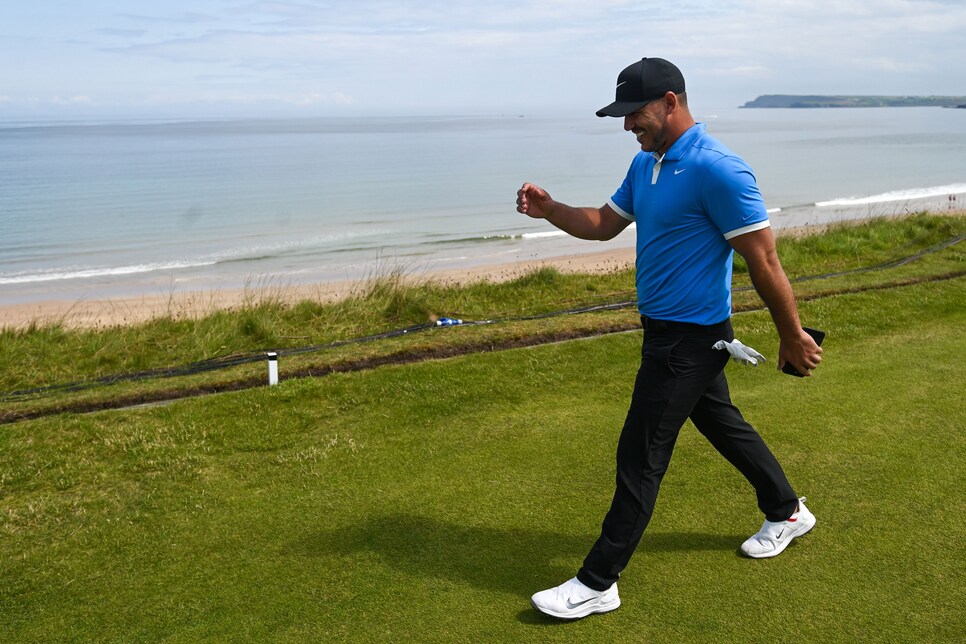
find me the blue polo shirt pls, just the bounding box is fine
[607,123,770,325]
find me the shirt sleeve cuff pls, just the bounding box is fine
[723,220,770,240]
[607,198,634,221]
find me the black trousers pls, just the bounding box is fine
[576,316,799,591]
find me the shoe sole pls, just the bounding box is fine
[742,516,816,559]
[530,597,621,620]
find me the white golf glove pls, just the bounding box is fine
[712,339,767,366]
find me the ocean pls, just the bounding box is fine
[1,107,964,306]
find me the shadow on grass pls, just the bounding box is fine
[291,513,582,597]
[291,512,744,624]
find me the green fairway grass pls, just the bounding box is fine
[2,270,964,639]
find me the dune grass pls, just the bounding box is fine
[1,231,964,640]
[0,213,963,424]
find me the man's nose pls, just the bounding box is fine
[623,115,634,131]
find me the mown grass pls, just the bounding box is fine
[1,213,963,424]
[1,271,963,641]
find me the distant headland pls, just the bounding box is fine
[741,95,966,108]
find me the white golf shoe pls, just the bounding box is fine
[741,496,816,558]
[530,576,620,620]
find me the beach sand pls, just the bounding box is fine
[5,208,959,331]
[0,246,638,330]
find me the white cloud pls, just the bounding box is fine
[1,0,964,116]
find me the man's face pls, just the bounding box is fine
[623,96,670,154]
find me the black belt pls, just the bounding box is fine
[640,315,731,335]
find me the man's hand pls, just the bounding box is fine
[728,229,823,377]
[778,329,823,377]
[517,183,554,219]
[515,184,631,241]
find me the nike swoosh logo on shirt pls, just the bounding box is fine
[674,168,686,175]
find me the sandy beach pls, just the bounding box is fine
[4,208,960,331]
[0,246,638,330]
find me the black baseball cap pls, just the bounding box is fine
[596,57,686,117]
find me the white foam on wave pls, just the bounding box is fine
[816,183,966,207]
[0,259,218,285]
[521,231,568,240]
[521,222,638,240]
[0,228,394,287]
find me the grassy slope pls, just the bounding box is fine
[1,213,964,423]
[2,276,963,642]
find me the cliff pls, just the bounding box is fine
[741,95,966,108]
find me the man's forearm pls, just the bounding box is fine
[747,255,802,340]
[542,202,615,240]
[730,229,804,339]
[517,183,629,241]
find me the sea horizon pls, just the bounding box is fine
[2,107,964,307]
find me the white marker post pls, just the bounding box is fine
[267,351,279,386]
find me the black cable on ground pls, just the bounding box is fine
[1,322,439,401]
[2,234,962,403]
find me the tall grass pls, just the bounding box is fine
[734,212,964,277]
[0,213,962,407]
[0,265,633,393]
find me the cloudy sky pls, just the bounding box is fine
[2,0,966,119]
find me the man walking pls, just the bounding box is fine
[516,57,823,620]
